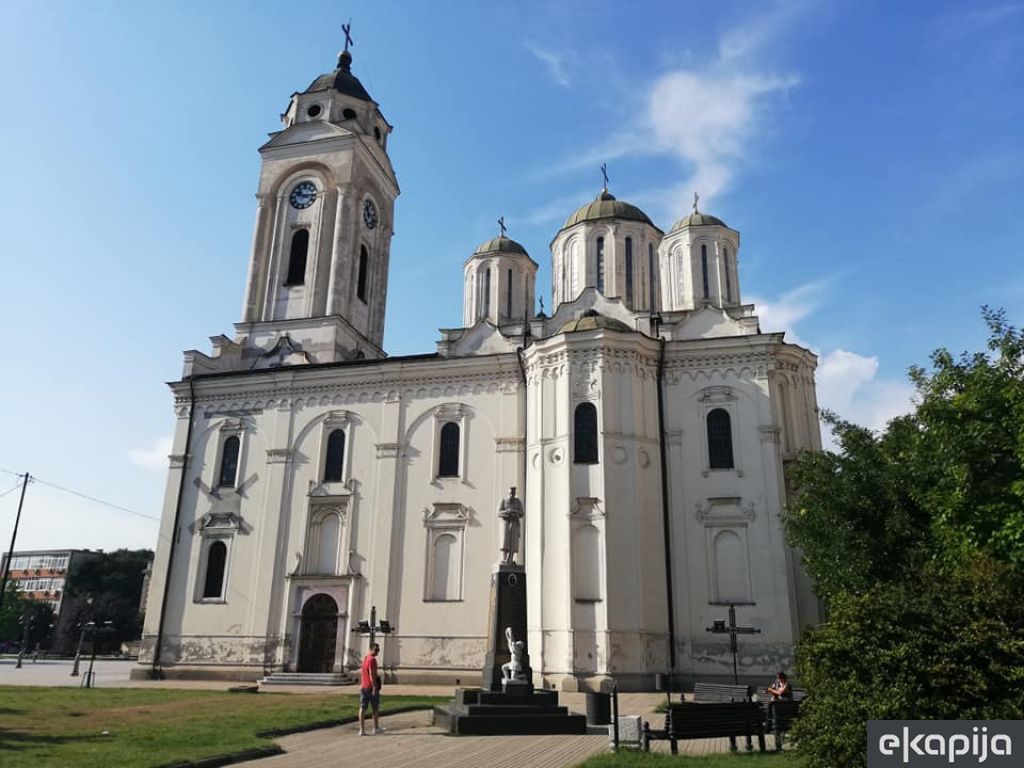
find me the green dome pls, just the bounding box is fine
[563,191,655,230]
[671,211,729,231]
[557,310,633,335]
[472,235,529,257]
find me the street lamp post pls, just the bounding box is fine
[71,621,94,677]
[82,621,113,689]
[70,596,94,677]
[14,610,36,669]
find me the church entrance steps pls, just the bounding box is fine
[257,672,354,688]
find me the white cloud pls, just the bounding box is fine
[816,350,915,449]
[128,436,174,472]
[750,280,916,448]
[748,280,828,346]
[525,42,571,88]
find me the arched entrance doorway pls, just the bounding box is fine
[297,593,338,673]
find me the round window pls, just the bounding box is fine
[306,104,322,118]
[343,108,357,120]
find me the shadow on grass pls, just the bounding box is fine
[0,727,108,752]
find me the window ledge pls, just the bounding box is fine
[423,598,464,603]
[196,598,227,605]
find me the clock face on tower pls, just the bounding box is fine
[289,181,317,209]
[363,199,378,230]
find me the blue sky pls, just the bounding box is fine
[1,0,1023,553]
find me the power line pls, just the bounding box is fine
[1,466,159,522]
[0,482,26,499]
[29,476,161,522]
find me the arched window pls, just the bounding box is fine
[714,530,748,603]
[596,237,605,293]
[356,246,369,302]
[323,429,345,483]
[648,242,656,308]
[438,422,460,477]
[724,246,732,302]
[483,268,492,317]
[203,541,227,599]
[707,408,734,469]
[217,436,240,488]
[701,244,710,299]
[574,402,599,464]
[285,230,309,286]
[625,237,634,308]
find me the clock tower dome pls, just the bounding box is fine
[236,46,399,364]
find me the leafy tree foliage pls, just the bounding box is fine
[783,308,1024,768]
[56,548,153,653]
[0,580,28,641]
[794,560,1024,768]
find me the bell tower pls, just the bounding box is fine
[238,41,399,363]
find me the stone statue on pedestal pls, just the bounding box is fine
[498,487,523,565]
[501,627,526,682]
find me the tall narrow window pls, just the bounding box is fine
[217,436,240,488]
[285,230,309,286]
[438,422,460,477]
[323,429,345,483]
[483,268,492,318]
[625,237,634,308]
[701,244,710,299]
[723,246,732,302]
[506,268,513,319]
[203,541,227,599]
[357,246,369,302]
[430,533,459,600]
[596,237,605,293]
[707,408,734,469]
[648,243,656,308]
[574,402,599,464]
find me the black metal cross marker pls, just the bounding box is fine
[706,604,760,684]
[498,216,507,237]
[342,20,354,53]
[601,162,609,190]
[352,605,394,648]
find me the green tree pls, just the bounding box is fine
[0,580,27,642]
[783,308,1024,768]
[57,548,153,652]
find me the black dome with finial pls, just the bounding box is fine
[304,50,373,102]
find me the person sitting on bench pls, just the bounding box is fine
[765,671,793,701]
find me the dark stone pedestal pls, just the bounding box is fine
[434,564,586,735]
[433,687,587,735]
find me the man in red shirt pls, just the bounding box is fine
[358,643,383,735]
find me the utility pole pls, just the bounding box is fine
[0,472,30,615]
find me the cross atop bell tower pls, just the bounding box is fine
[236,40,400,365]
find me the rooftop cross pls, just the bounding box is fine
[498,216,507,237]
[693,192,700,214]
[601,163,609,192]
[342,20,354,53]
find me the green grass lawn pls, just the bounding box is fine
[578,751,803,767]
[0,686,445,768]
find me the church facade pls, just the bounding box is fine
[138,47,822,690]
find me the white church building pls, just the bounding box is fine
[138,45,822,690]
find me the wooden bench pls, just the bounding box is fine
[642,702,766,754]
[692,682,753,703]
[691,683,754,750]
